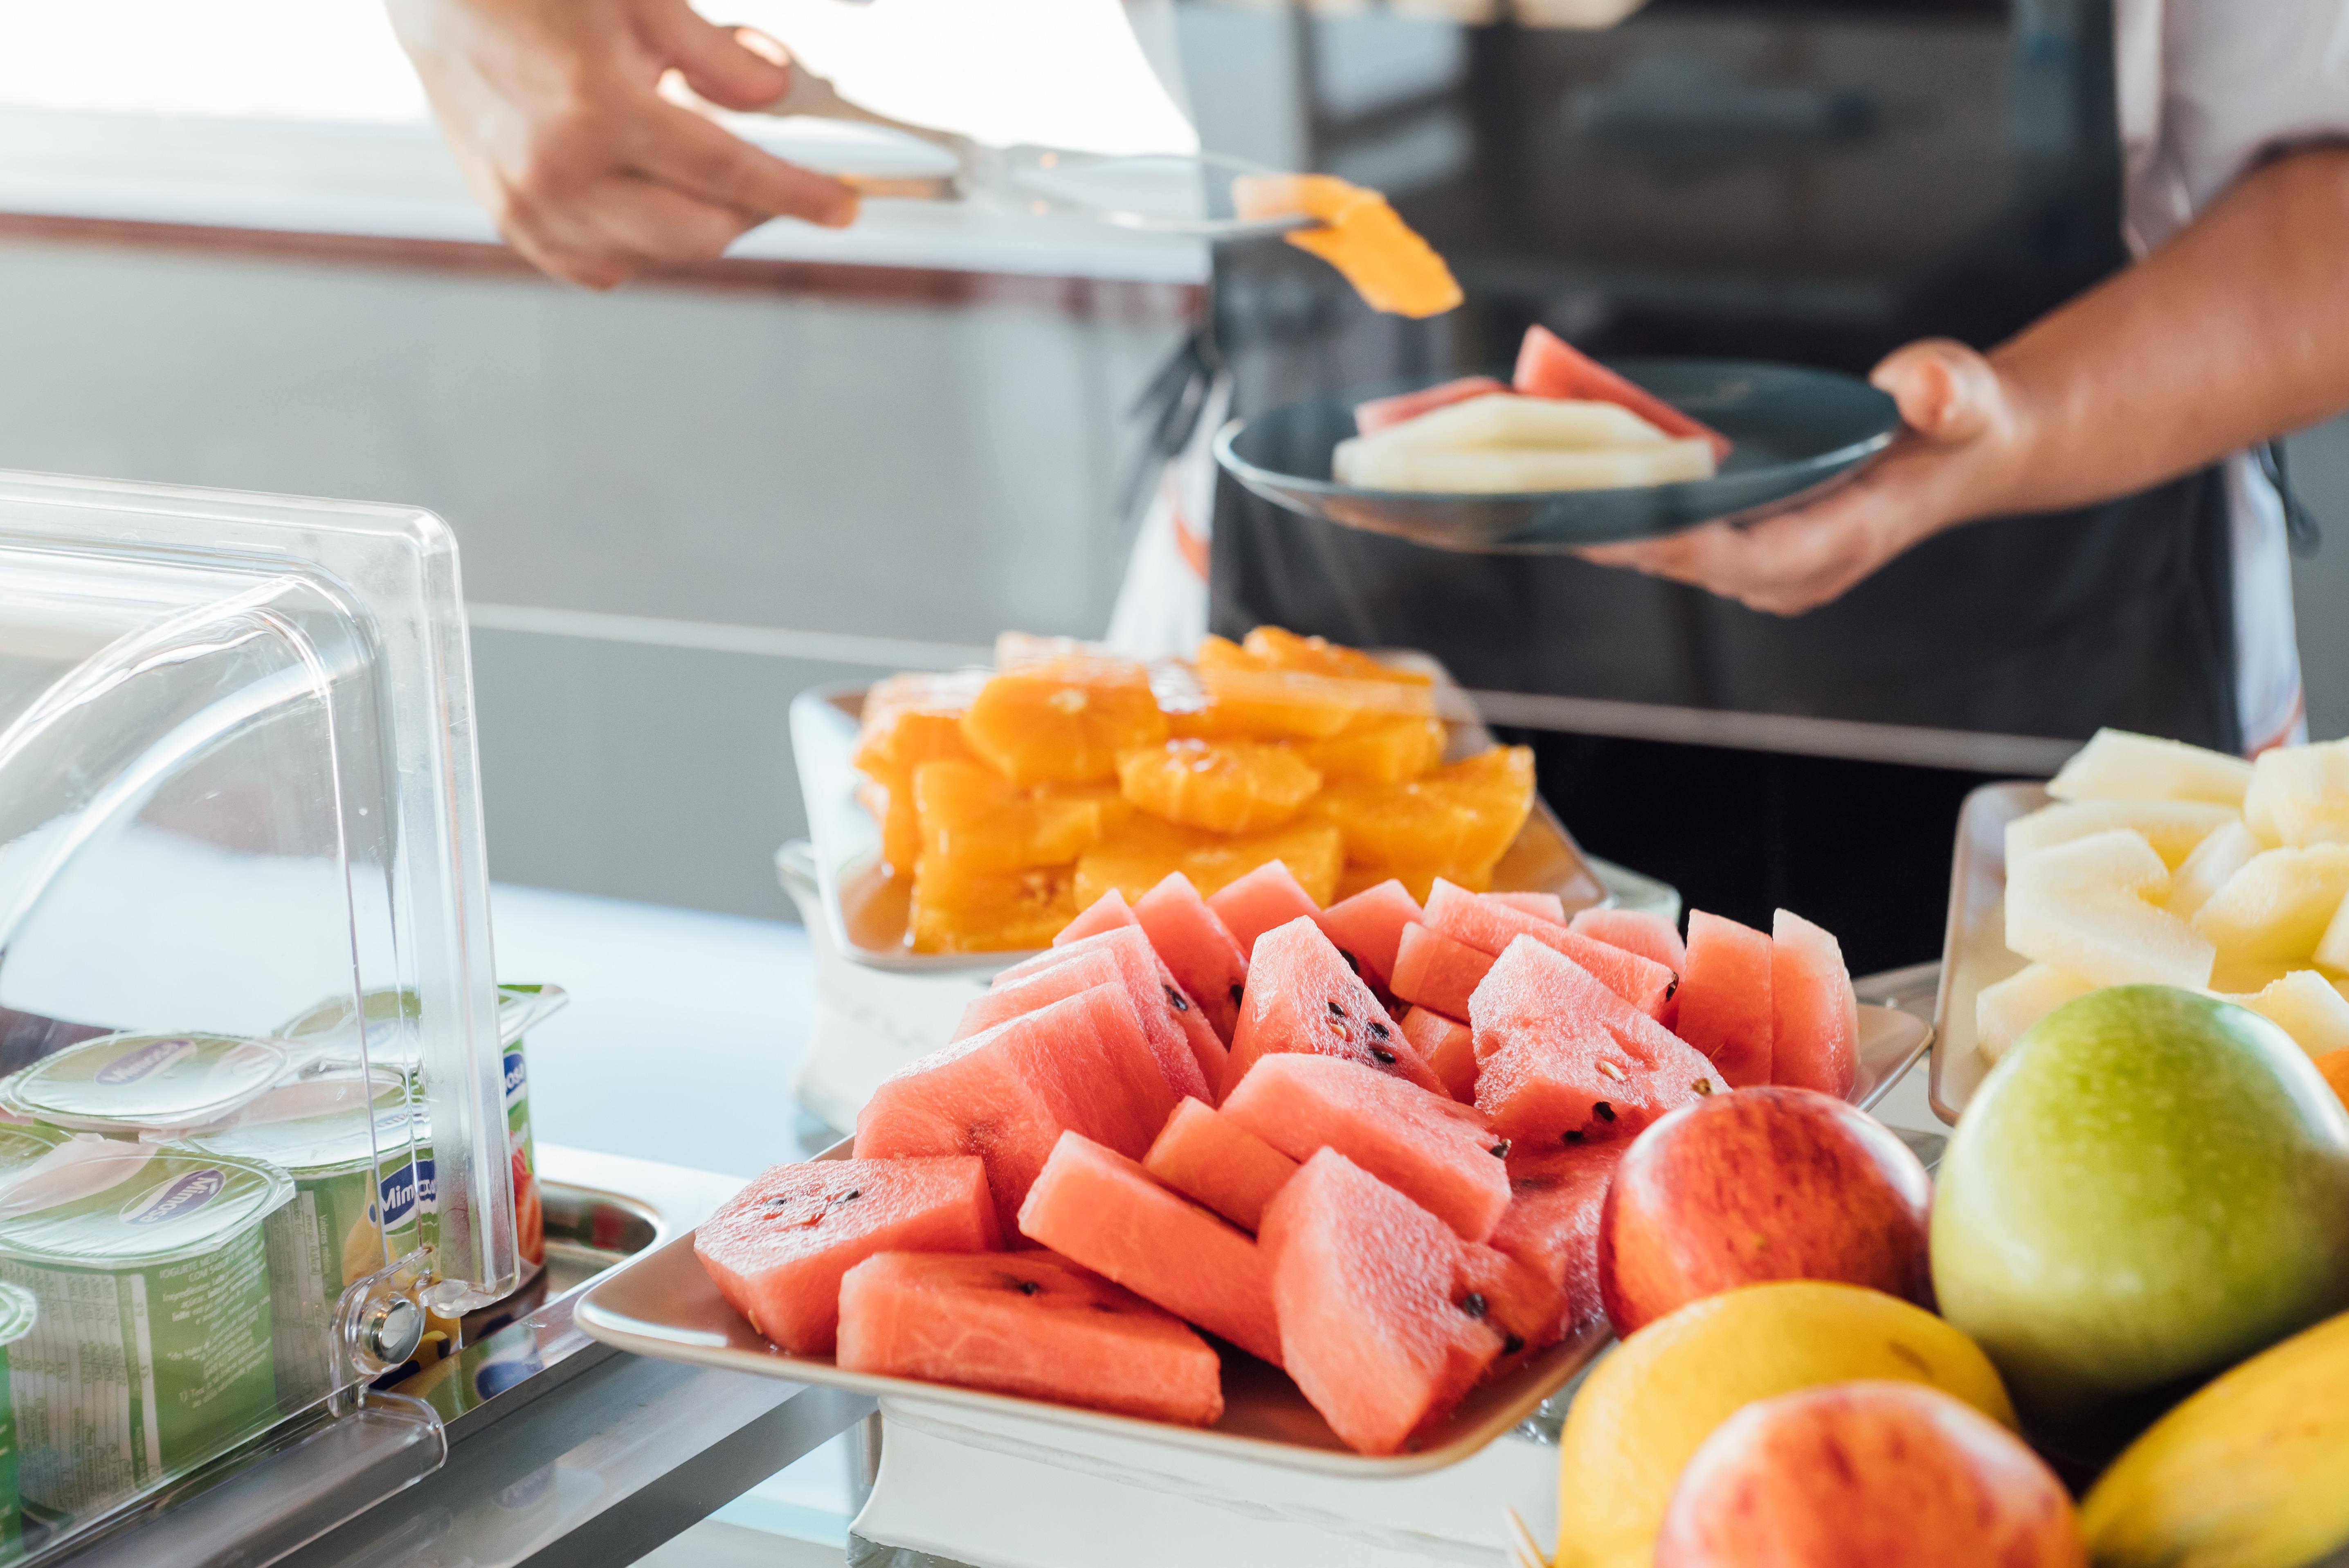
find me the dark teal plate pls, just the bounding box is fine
[1213,358,1899,553]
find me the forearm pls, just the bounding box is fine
[1988,145,2349,514]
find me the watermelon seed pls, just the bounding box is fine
[1366,1020,1390,1040]
[1593,1101,1616,1122]
[1229,983,1245,1006]
[1595,1059,1625,1082]
[1693,1079,1713,1095]
[1664,976,1679,1001]
[1164,984,1191,1013]
[1489,1140,1511,1158]
[1563,1130,1585,1144]
[1014,1278,1041,1296]
[1460,1292,1488,1320]
[1326,1000,1347,1020]
[1340,950,1361,976]
[1504,1333,1526,1356]
[1370,1046,1398,1065]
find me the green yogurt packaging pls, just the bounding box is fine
[0,1127,290,1523]
[0,1033,288,1138]
[187,1073,428,1406]
[0,1278,35,1553]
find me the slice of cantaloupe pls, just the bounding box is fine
[1232,173,1461,320]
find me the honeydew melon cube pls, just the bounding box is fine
[2045,728,2253,808]
[2189,845,2349,972]
[2214,970,2349,1058]
[1975,964,2096,1064]
[2004,828,2214,989]
[2005,800,2237,871]
[2241,740,2349,848]
[2163,819,2261,920]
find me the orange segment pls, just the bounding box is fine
[1077,817,1344,908]
[854,674,985,877]
[1241,627,1433,696]
[1117,739,1324,833]
[908,857,1077,954]
[1295,714,1447,785]
[1191,636,1364,739]
[1232,174,1461,320]
[914,759,1104,871]
[1313,745,1537,875]
[959,658,1169,785]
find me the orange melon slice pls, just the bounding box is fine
[1232,174,1462,320]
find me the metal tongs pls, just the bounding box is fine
[752,65,1315,239]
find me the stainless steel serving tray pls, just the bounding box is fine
[791,651,1610,976]
[576,1002,1930,1479]
[1929,780,2048,1125]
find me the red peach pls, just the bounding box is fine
[1597,1085,1930,1334]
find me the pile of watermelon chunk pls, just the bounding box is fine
[695,863,1861,1456]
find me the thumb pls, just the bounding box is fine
[1870,338,2002,445]
[640,4,794,112]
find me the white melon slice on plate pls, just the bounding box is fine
[2045,728,2254,808]
[2241,739,2349,848]
[2163,819,2261,920]
[1331,439,1719,494]
[2004,828,2215,989]
[2005,800,2237,871]
[1362,394,1668,451]
[2214,969,2349,1058]
[1975,964,2096,1063]
[2190,844,2349,975]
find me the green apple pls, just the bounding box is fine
[1932,984,2349,1440]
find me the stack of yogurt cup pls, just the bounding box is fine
[0,981,563,1543]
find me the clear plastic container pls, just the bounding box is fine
[0,467,519,1555]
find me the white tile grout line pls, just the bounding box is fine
[468,600,2075,775]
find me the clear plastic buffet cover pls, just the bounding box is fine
[0,467,516,1548]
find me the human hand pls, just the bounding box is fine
[389,0,859,289]
[1576,340,2031,616]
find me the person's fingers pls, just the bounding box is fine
[1870,338,2001,443]
[635,0,792,111]
[631,97,858,226]
[574,174,764,274]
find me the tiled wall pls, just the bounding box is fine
[3,236,2346,919]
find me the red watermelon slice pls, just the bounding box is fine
[1424,881,1675,1020]
[1210,860,1323,957]
[1221,917,1443,1100]
[1259,1149,1503,1455]
[1675,910,1773,1087]
[997,926,1225,1091]
[1566,907,1687,973]
[1487,1140,1626,1342]
[1222,1053,1511,1243]
[1485,891,1566,925]
[1771,908,1859,1096]
[837,1249,1223,1426]
[1400,1005,1478,1103]
[1513,325,1733,462]
[1452,1238,1566,1356]
[1468,937,1724,1147]
[1055,888,1139,946]
[1143,1097,1298,1232]
[694,1157,998,1354]
[1134,872,1250,1046]
[1389,923,1497,1020]
[958,943,1211,1104]
[1314,877,1423,989]
[856,984,1178,1233]
[1018,1131,1283,1364]
[1354,375,1506,436]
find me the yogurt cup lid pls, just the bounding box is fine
[4,1033,288,1134]
[188,1072,420,1175]
[0,1280,34,1346]
[0,1145,291,1268]
[275,983,567,1059]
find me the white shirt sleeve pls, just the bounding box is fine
[2117,0,2349,255]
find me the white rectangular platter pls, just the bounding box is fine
[1929,780,2049,1125]
[574,1005,1930,1478]
[791,651,1612,976]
